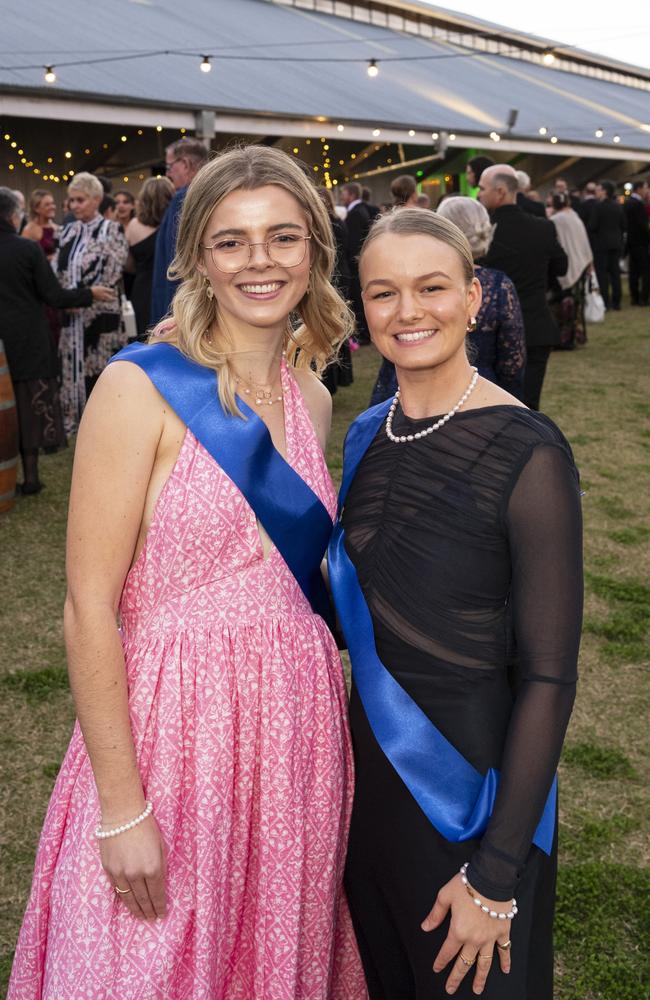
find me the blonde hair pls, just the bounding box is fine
[137,176,174,227]
[68,172,103,201]
[154,145,353,416]
[359,207,475,284]
[28,188,51,219]
[436,197,495,260]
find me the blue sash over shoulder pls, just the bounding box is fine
[328,401,557,853]
[109,342,333,622]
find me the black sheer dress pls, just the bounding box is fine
[341,404,583,1000]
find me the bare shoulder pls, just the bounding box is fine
[470,376,527,411]
[291,367,333,447]
[81,359,166,435]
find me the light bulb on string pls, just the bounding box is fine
[372,128,381,137]
[44,66,56,84]
[538,126,548,136]
[595,128,604,138]
[542,50,556,66]
[550,136,558,144]
[408,129,415,137]
[337,124,344,132]
[613,135,621,143]
[367,59,379,78]
[200,56,212,73]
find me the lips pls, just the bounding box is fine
[395,329,436,343]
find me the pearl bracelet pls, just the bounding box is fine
[94,801,153,840]
[460,863,518,920]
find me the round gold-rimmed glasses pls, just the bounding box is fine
[201,233,312,273]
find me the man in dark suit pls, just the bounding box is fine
[362,186,381,221]
[341,182,373,343]
[624,179,650,306]
[589,180,626,310]
[515,170,546,218]
[479,164,568,410]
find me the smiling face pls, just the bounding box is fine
[361,232,481,373]
[36,194,56,222]
[114,192,134,223]
[198,185,312,337]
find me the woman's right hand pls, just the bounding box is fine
[100,815,167,920]
[91,285,117,302]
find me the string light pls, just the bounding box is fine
[408,129,415,137]
[155,125,163,132]
[538,126,548,135]
[613,134,621,143]
[595,128,604,138]
[372,128,381,137]
[337,124,344,132]
[550,135,558,143]
[367,59,379,78]
[490,131,501,142]
[64,151,72,159]
[120,135,127,142]
[449,134,456,140]
[200,56,212,73]
[44,65,56,83]
[431,132,439,140]
[542,50,556,66]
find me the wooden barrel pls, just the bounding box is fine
[0,339,19,514]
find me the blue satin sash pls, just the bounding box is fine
[328,400,557,853]
[109,342,333,621]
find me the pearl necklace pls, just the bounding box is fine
[385,367,479,443]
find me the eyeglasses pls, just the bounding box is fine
[201,233,311,273]
[165,159,183,173]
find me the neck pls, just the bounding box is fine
[395,350,474,419]
[219,319,286,385]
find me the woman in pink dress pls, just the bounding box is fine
[9,146,367,1000]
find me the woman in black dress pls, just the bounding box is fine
[334,209,582,998]
[125,177,174,339]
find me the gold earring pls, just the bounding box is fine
[204,277,214,301]
[466,316,477,333]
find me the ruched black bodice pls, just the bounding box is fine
[342,404,583,900]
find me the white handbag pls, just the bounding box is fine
[120,294,138,340]
[584,276,605,324]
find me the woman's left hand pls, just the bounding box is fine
[421,872,512,995]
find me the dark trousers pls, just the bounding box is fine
[593,249,621,309]
[523,345,551,411]
[628,245,650,304]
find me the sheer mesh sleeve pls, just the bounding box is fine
[466,443,583,901]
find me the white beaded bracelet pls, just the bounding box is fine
[94,801,153,840]
[460,863,518,920]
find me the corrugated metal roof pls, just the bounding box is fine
[1,0,649,152]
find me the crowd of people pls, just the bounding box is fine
[6,142,585,1000]
[2,138,646,497]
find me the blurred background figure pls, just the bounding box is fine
[315,186,354,393]
[370,197,526,404]
[416,193,431,210]
[54,172,128,434]
[465,155,494,191]
[623,179,650,306]
[589,180,625,311]
[22,188,62,353]
[0,187,113,493]
[340,181,373,344]
[478,164,567,410]
[100,194,117,221]
[361,185,380,221]
[548,192,594,349]
[114,189,136,230]
[150,138,209,325]
[390,174,418,208]
[516,170,545,217]
[11,190,27,232]
[125,176,174,340]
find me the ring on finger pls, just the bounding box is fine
[497,940,512,951]
[114,885,132,894]
[478,954,492,961]
[459,953,476,967]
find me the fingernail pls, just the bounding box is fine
[421,920,430,931]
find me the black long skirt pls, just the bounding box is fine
[345,687,557,1000]
[13,378,67,453]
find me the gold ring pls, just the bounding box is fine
[114,885,132,894]
[497,940,512,951]
[459,953,476,967]
[478,954,492,961]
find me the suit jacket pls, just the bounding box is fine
[364,201,381,222]
[150,185,187,325]
[0,219,92,381]
[482,204,568,348]
[517,192,545,218]
[588,198,626,253]
[624,196,650,249]
[344,202,373,274]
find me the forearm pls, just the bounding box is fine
[64,595,144,823]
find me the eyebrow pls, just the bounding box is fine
[364,270,452,289]
[207,222,305,241]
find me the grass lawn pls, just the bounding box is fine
[1,309,649,998]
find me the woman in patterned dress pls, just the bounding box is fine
[9,146,366,1000]
[54,172,129,434]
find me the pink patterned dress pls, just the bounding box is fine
[9,362,367,1000]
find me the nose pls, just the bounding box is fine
[247,241,274,268]
[397,290,424,323]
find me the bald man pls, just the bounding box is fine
[478,165,568,410]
